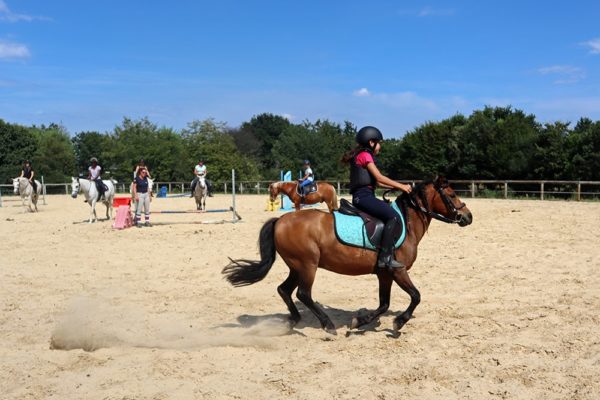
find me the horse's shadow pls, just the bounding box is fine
[217,302,402,338]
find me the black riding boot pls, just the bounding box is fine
[190,180,196,198]
[377,218,405,269]
[95,181,104,201]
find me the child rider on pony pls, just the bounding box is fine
[342,126,412,269]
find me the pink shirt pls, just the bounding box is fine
[355,151,374,168]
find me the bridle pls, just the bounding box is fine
[388,182,466,224]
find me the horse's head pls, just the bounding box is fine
[12,178,20,194]
[415,176,473,227]
[268,182,280,202]
[71,177,80,198]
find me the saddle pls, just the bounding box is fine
[333,198,407,251]
[297,181,318,197]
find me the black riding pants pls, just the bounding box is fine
[351,187,398,222]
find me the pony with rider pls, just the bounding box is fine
[224,125,473,335]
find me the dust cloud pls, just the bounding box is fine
[50,295,291,352]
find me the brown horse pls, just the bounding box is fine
[268,181,338,213]
[224,177,473,335]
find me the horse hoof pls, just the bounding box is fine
[325,327,337,336]
[351,317,360,329]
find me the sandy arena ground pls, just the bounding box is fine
[0,193,599,399]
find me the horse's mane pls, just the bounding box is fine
[403,180,434,212]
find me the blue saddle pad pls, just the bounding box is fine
[333,201,406,251]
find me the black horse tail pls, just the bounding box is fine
[222,217,279,287]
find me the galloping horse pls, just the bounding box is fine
[269,181,338,213]
[223,177,473,335]
[12,177,41,212]
[71,177,116,223]
[194,176,207,211]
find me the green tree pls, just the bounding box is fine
[30,124,77,182]
[238,113,291,175]
[182,119,260,182]
[529,122,569,179]
[108,117,187,182]
[459,106,538,179]
[72,131,112,174]
[272,120,355,180]
[565,118,600,180]
[0,119,38,183]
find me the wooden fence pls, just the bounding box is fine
[2,179,600,206]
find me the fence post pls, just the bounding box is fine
[41,175,47,205]
[168,183,172,193]
[257,182,260,195]
[231,170,238,221]
[337,181,340,195]
[65,184,69,195]
[504,182,508,199]
[471,181,475,198]
[540,182,545,200]
[224,182,227,194]
[577,182,581,201]
[0,185,3,207]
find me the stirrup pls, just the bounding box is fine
[377,254,405,269]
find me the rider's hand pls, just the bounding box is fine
[399,183,412,193]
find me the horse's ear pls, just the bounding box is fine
[434,175,448,187]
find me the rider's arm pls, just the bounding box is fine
[132,180,138,198]
[366,163,412,193]
[30,170,35,181]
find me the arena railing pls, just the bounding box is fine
[2,179,600,206]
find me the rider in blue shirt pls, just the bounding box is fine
[297,160,314,196]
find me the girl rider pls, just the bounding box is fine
[19,160,37,192]
[297,159,314,196]
[87,157,105,201]
[342,126,412,269]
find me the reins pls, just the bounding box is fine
[386,182,464,224]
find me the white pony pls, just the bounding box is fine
[12,177,42,212]
[194,176,207,211]
[71,177,116,223]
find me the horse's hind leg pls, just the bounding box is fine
[277,269,301,327]
[351,272,393,329]
[295,265,336,335]
[392,268,421,332]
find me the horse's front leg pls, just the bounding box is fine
[89,199,97,223]
[392,267,421,332]
[351,272,393,329]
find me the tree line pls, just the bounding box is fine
[1,106,599,184]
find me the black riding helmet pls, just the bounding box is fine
[356,126,383,147]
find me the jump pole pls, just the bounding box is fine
[42,175,47,205]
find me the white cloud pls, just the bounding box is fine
[581,37,600,54]
[353,87,370,97]
[537,65,585,84]
[0,0,49,22]
[0,40,30,59]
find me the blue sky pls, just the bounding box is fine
[1,1,599,137]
